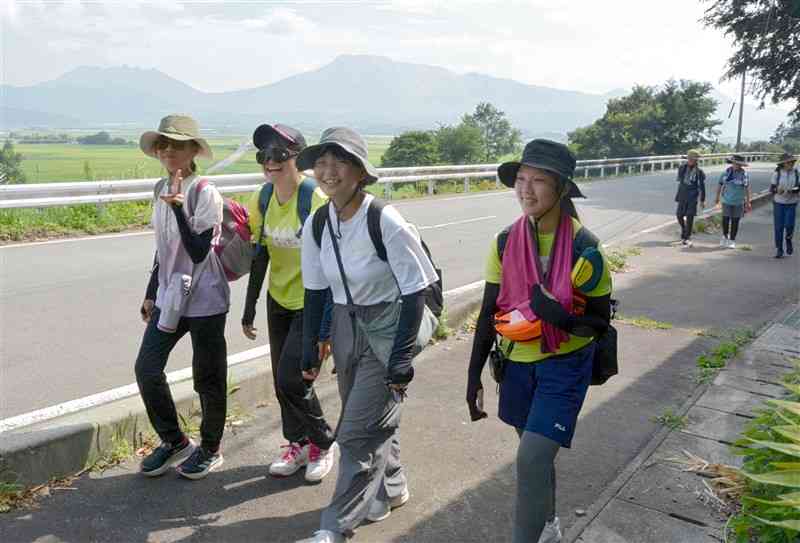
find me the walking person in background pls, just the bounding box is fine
[297,128,440,543]
[466,140,613,543]
[136,114,229,480]
[674,149,706,247]
[242,123,337,482]
[770,153,799,259]
[715,154,752,249]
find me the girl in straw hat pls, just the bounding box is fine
[136,114,229,480]
[714,154,752,249]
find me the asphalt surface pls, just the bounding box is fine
[1,203,796,543]
[0,165,776,419]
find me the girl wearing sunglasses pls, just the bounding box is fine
[242,124,337,483]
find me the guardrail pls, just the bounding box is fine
[0,152,781,209]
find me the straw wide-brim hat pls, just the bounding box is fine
[296,127,379,184]
[777,153,798,166]
[684,149,702,160]
[140,114,213,159]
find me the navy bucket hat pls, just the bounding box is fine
[498,139,585,198]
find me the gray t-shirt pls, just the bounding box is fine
[151,175,230,317]
[772,168,800,205]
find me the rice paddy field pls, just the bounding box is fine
[13,135,393,183]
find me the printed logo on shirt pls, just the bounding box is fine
[554,423,567,432]
[263,224,301,249]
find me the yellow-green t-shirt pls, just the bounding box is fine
[485,218,613,363]
[247,181,327,310]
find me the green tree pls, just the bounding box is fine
[462,102,522,161]
[703,0,800,122]
[381,131,440,167]
[77,131,113,145]
[435,123,484,164]
[0,140,26,184]
[568,80,721,158]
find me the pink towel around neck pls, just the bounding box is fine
[496,213,574,353]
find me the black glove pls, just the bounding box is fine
[530,284,573,331]
[466,378,488,422]
[387,365,414,387]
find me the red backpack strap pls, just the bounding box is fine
[186,177,210,216]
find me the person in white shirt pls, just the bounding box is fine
[770,153,799,258]
[297,128,439,543]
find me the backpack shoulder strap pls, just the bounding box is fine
[496,225,513,261]
[367,198,387,262]
[153,178,169,202]
[258,183,273,218]
[312,202,329,248]
[187,177,209,216]
[296,178,316,227]
[572,225,600,265]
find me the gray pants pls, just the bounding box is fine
[320,304,407,536]
[514,429,560,543]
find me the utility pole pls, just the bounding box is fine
[735,70,745,152]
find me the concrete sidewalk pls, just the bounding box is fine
[1,204,798,543]
[569,306,800,543]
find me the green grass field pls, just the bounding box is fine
[15,137,391,183]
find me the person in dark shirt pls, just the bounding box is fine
[674,149,706,247]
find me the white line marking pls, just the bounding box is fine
[0,344,271,434]
[418,216,496,231]
[1,230,154,249]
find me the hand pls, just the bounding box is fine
[140,299,155,323]
[745,201,752,213]
[302,368,320,382]
[714,200,721,209]
[466,381,488,422]
[530,284,571,329]
[160,169,185,206]
[318,340,331,363]
[700,200,706,209]
[242,324,257,340]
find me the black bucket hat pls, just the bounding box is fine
[296,127,379,184]
[252,123,307,152]
[777,152,797,166]
[726,154,749,167]
[498,139,585,198]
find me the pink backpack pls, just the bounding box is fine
[188,179,254,281]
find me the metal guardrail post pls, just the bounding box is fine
[463,177,469,193]
[428,179,435,196]
[385,181,393,200]
[600,166,605,177]
[614,165,619,176]
[496,173,501,189]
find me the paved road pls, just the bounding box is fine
[0,166,775,418]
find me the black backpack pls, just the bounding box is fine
[496,222,619,386]
[255,178,316,249]
[311,199,444,318]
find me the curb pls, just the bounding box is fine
[563,303,793,543]
[0,287,484,487]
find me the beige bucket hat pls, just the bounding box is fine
[139,114,213,159]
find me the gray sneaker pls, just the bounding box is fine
[140,438,195,477]
[538,517,562,543]
[367,487,410,523]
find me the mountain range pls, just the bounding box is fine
[0,54,789,141]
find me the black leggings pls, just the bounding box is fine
[267,293,334,449]
[135,307,228,451]
[677,214,695,240]
[722,216,741,240]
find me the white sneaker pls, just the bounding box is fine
[269,442,308,477]
[680,239,688,247]
[538,517,562,543]
[720,236,728,247]
[729,240,736,249]
[296,530,345,543]
[305,442,338,483]
[367,487,410,523]
[685,239,693,248]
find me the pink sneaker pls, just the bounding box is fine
[305,442,338,482]
[269,442,308,477]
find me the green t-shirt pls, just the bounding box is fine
[485,218,613,363]
[247,182,327,311]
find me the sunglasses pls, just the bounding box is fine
[257,146,297,165]
[155,137,193,151]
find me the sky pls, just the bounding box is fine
[0,0,791,110]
